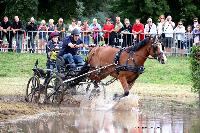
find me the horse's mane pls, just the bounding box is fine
[126,37,150,52]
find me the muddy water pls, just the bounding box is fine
[0,95,200,133]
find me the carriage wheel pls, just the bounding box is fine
[25,76,40,103]
[44,75,64,105]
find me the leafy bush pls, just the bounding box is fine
[190,46,200,93]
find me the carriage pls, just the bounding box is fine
[25,36,167,105]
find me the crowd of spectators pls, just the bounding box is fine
[0,15,199,53]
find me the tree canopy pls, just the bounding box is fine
[0,0,199,25]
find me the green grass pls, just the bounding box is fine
[0,52,191,85]
[0,52,46,78]
[138,56,191,85]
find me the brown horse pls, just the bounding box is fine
[86,36,167,97]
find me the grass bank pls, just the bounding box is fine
[0,52,191,85]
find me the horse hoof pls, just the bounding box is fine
[124,91,129,96]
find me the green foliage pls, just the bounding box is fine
[3,0,39,21]
[190,46,200,93]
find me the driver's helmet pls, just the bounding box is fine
[71,28,80,36]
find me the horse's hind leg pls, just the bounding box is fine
[118,76,129,96]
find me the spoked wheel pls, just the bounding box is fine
[44,75,64,105]
[25,76,40,103]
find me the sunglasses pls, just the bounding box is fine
[160,18,165,19]
[75,35,79,36]
[194,20,198,22]
[179,24,183,25]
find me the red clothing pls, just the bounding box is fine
[132,23,144,41]
[102,24,114,38]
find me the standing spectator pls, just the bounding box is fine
[102,18,114,45]
[120,18,132,47]
[81,20,90,45]
[114,16,123,32]
[47,19,55,40]
[157,15,165,50]
[89,18,102,45]
[68,19,78,33]
[174,21,186,53]
[192,24,200,46]
[132,18,144,42]
[55,18,66,41]
[1,16,13,52]
[185,25,193,49]
[38,20,48,53]
[81,20,90,55]
[157,15,165,36]
[163,15,175,52]
[11,16,23,53]
[0,21,3,48]
[112,16,123,46]
[144,18,157,37]
[192,18,199,29]
[77,21,82,32]
[26,17,37,53]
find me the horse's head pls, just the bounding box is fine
[148,35,167,64]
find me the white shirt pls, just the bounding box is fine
[144,23,157,35]
[157,22,165,34]
[174,26,186,41]
[68,25,78,33]
[163,21,175,38]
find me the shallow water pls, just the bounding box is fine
[0,95,200,133]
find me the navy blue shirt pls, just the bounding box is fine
[59,36,83,56]
[46,40,63,59]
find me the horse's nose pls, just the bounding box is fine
[160,59,165,64]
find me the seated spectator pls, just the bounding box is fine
[26,17,37,53]
[144,18,157,37]
[163,15,175,52]
[102,18,114,45]
[192,24,200,46]
[38,20,48,53]
[89,18,102,45]
[132,18,144,42]
[55,18,66,41]
[174,21,186,54]
[11,16,23,53]
[120,18,132,47]
[185,25,193,49]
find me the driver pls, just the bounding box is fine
[58,28,85,70]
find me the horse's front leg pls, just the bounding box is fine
[118,76,130,96]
